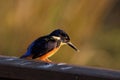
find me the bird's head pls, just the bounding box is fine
[49,29,79,52]
[50,29,70,43]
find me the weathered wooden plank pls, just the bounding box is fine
[0,56,120,80]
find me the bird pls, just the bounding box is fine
[20,29,79,62]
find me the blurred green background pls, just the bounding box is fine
[0,0,120,70]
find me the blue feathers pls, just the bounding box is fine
[20,42,35,58]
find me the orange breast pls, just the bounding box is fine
[38,47,60,60]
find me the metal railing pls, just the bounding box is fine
[0,56,120,80]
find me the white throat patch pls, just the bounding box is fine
[52,36,61,40]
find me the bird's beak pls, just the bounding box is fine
[67,42,79,52]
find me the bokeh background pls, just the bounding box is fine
[0,0,120,70]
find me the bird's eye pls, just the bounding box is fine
[65,36,68,39]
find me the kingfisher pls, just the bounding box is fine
[20,29,79,62]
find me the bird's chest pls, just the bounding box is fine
[42,41,61,58]
[46,47,60,58]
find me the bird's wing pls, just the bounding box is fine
[31,36,59,59]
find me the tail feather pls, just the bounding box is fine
[20,49,32,59]
[20,55,28,58]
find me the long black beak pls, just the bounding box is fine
[67,42,79,52]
